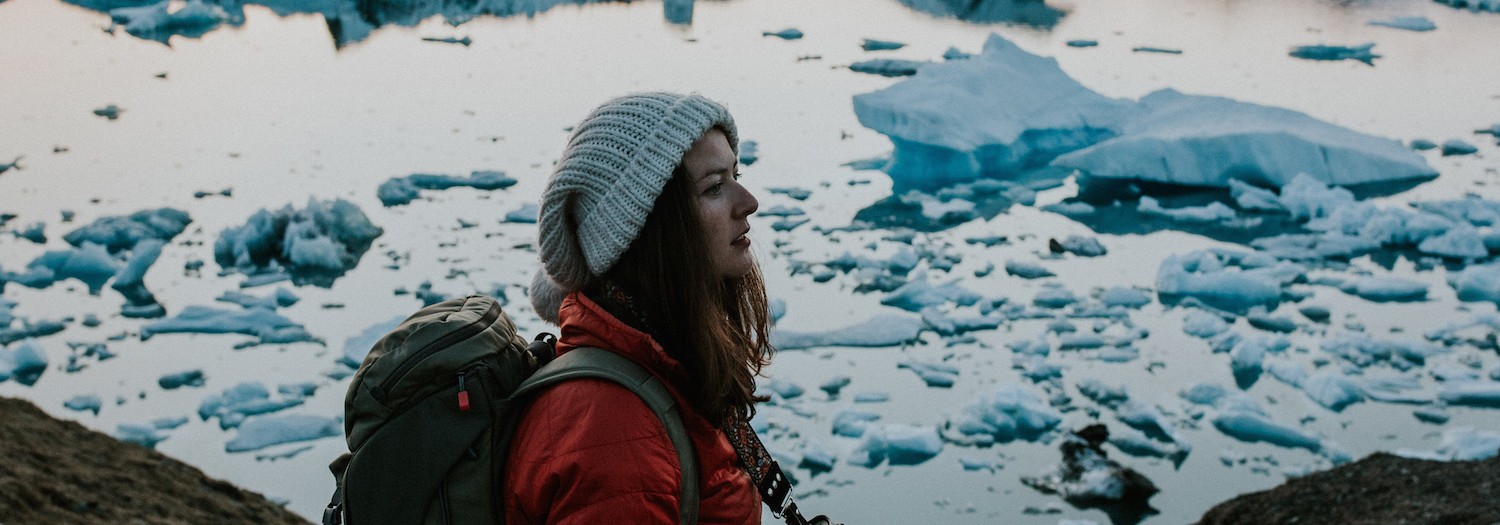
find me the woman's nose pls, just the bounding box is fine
[735,183,759,219]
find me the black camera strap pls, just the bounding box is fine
[724,417,830,525]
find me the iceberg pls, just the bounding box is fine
[847,424,943,467]
[852,34,1133,190]
[879,271,981,311]
[1441,140,1478,157]
[109,0,231,43]
[64,394,103,415]
[945,383,1062,445]
[832,409,882,438]
[141,305,320,346]
[898,359,960,387]
[1054,90,1432,188]
[766,378,805,399]
[848,59,929,78]
[1438,383,1500,408]
[772,314,923,350]
[377,171,518,207]
[761,28,803,40]
[224,414,341,453]
[1450,263,1500,304]
[1138,196,1237,223]
[1156,251,1293,313]
[1367,16,1436,32]
[1005,259,1054,279]
[504,203,539,224]
[1346,276,1427,302]
[14,222,45,244]
[1288,43,1379,65]
[214,198,382,287]
[861,38,907,51]
[0,339,49,385]
[14,242,120,294]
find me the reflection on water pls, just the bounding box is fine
[896,0,1065,28]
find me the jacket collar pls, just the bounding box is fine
[556,291,687,387]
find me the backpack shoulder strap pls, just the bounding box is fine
[513,347,699,525]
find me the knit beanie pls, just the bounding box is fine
[531,92,739,324]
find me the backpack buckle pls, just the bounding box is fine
[322,503,344,525]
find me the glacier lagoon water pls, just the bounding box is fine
[1,0,1498,522]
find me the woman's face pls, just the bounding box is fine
[680,128,759,279]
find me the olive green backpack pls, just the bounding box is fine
[322,295,699,525]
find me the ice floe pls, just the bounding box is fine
[0,339,49,385]
[141,305,321,347]
[224,414,341,453]
[772,313,923,350]
[943,383,1062,446]
[1157,250,1302,313]
[1367,16,1436,31]
[109,0,232,43]
[847,424,943,467]
[1288,43,1379,65]
[377,171,517,207]
[214,198,382,287]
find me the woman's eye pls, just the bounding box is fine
[705,182,724,195]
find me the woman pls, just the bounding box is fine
[510,92,772,524]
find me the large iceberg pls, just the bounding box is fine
[1053,89,1434,188]
[214,198,382,287]
[852,34,1133,190]
[61,208,189,253]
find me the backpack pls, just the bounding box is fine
[323,294,700,525]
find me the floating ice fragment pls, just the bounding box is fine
[0,339,49,385]
[1413,406,1450,424]
[1289,43,1379,64]
[1132,46,1181,54]
[762,28,804,40]
[1006,260,1054,279]
[819,375,851,397]
[216,287,299,310]
[1042,202,1096,216]
[946,383,1062,445]
[1438,382,1500,407]
[880,271,981,311]
[960,457,998,472]
[158,369,205,389]
[832,409,882,438]
[1056,235,1106,257]
[377,171,517,207]
[108,0,229,43]
[14,222,45,244]
[853,391,890,403]
[64,394,102,415]
[848,58,928,77]
[898,359,960,387]
[862,38,906,51]
[772,314,923,350]
[767,378,805,399]
[1440,139,1478,157]
[767,186,811,200]
[1098,287,1151,309]
[1182,310,1231,338]
[1138,196,1237,223]
[848,424,943,467]
[1450,263,1500,304]
[1034,287,1078,309]
[1367,16,1436,31]
[92,104,124,120]
[225,414,341,453]
[15,242,120,294]
[1301,371,1365,411]
[142,305,320,346]
[1066,40,1098,48]
[1396,427,1500,461]
[215,198,382,287]
[116,423,168,448]
[504,203,539,224]
[1157,251,1288,313]
[1347,276,1427,302]
[420,36,471,46]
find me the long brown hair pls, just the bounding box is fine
[602,165,773,424]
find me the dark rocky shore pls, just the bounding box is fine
[1,394,1495,525]
[0,396,310,525]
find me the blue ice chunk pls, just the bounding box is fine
[1077,379,1128,407]
[1419,225,1489,259]
[853,391,890,403]
[63,208,191,253]
[1451,263,1500,304]
[1411,139,1438,150]
[772,314,922,350]
[1042,201,1096,216]
[1321,332,1447,367]
[849,59,929,78]
[1005,260,1054,279]
[880,272,981,311]
[762,28,803,40]
[1441,140,1478,157]
[1182,310,1230,338]
[761,205,806,217]
[861,38,906,51]
[111,238,164,308]
[1367,16,1435,31]
[798,439,837,472]
[15,222,45,244]
[1265,358,1308,387]
[214,198,382,286]
[504,203,539,224]
[959,457,998,472]
[1094,346,1140,363]
[832,409,882,438]
[224,414,341,453]
[1157,251,1291,313]
[116,423,168,448]
[1055,91,1432,188]
[153,416,189,429]
[848,424,942,467]
[1246,313,1297,333]
[1057,333,1104,350]
[1057,235,1107,257]
[377,171,518,207]
[1289,43,1379,65]
[64,394,102,415]
[1016,356,1064,382]
[1349,276,1427,302]
[853,33,1135,190]
[819,375,851,396]
[947,384,1062,444]
[19,242,120,294]
[278,382,317,398]
[0,339,49,385]
[1139,196,1238,223]
[1212,409,1323,454]
[1179,382,1227,406]
[898,359,960,388]
[767,378,805,399]
[1412,406,1450,424]
[142,305,319,346]
[1109,426,1187,461]
[766,187,811,200]
[1066,40,1098,48]
[1032,287,1078,309]
[158,369,205,389]
[1228,179,1284,212]
[1438,383,1500,407]
[108,0,230,42]
[942,47,972,60]
[216,287,299,310]
[737,141,759,166]
[1098,287,1151,309]
[1116,400,1182,443]
[1301,371,1365,411]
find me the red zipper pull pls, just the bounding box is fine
[457,373,471,412]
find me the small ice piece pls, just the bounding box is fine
[1066,40,1098,48]
[92,104,124,120]
[1139,196,1237,223]
[1212,404,1347,462]
[862,38,906,51]
[376,171,518,206]
[767,378,805,399]
[770,298,787,323]
[1021,425,1159,510]
[215,198,382,287]
[853,391,890,403]
[1347,276,1427,302]
[1057,333,1105,350]
[1265,358,1308,387]
[819,375,852,397]
[1412,406,1450,424]
[1034,288,1078,309]
[960,457,998,472]
[760,205,806,217]
[762,28,804,40]
[1411,139,1437,150]
[504,203,539,224]
[17,242,121,294]
[1043,202,1097,216]
[1116,400,1183,444]
[1288,43,1379,65]
[14,222,45,244]
[142,305,319,346]
[1228,179,1285,212]
[1438,382,1500,408]
[848,58,928,78]
[1298,305,1331,322]
[1367,16,1436,31]
[1057,235,1107,257]
[1246,313,1297,333]
[734,140,759,166]
[847,424,943,467]
[153,416,188,430]
[772,313,923,350]
[798,439,837,472]
[1451,263,1500,304]
[158,369,205,389]
[1440,139,1478,157]
[64,394,103,415]
[947,383,1063,444]
[1277,174,1356,221]
[1056,89,1432,188]
[420,36,471,46]
[1108,425,1186,461]
[116,423,168,448]
[1098,287,1152,309]
[942,47,972,60]
[108,0,229,42]
[1077,379,1129,407]
[1417,224,1489,260]
[852,33,1135,190]
[0,339,49,385]
[766,187,811,200]
[880,271,982,311]
[898,359,960,387]
[1182,310,1230,338]
[832,409,882,438]
[1179,382,1228,406]
[0,155,22,175]
[216,287,300,310]
[224,414,341,453]
[278,382,317,398]
[1006,260,1055,279]
[1301,371,1365,411]
[1132,46,1182,54]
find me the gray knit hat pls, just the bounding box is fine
[530,92,739,324]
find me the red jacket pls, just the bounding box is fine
[504,292,761,524]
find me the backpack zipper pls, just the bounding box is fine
[373,300,501,403]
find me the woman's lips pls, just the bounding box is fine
[732,234,750,247]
